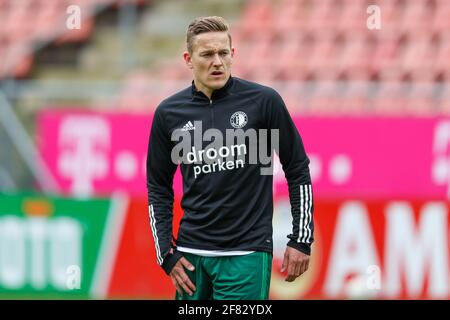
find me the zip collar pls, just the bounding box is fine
[191,76,234,102]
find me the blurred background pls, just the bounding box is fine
[0,0,449,299]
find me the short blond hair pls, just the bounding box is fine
[186,16,232,53]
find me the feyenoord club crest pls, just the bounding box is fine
[230,111,248,129]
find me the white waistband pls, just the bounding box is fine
[177,246,255,257]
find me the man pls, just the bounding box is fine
[147,16,314,300]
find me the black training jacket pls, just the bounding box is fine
[146,76,314,275]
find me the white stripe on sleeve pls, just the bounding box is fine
[298,185,304,243]
[302,185,310,243]
[305,184,312,243]
[149,204,163,265]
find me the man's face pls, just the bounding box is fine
[184,31,234,98]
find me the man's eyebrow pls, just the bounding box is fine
[200,48,229,54]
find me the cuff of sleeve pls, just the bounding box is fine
[287,240,311,256]
[161,250,183,275]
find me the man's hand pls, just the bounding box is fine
[280,246,310,282]
[169,257,196,296]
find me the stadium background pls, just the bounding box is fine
[0,0,449,299]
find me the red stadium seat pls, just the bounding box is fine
[399,0,434,36]
[11,53,33,78]
[377,0,402,33]
[400,37,436,78]
[237,0,274,39]
[431,1,450,34]
[273,35,310,80]
[307,34,341,80]
[370,35,402,76]
[338,35,373,80]
[307,0,338,33]
[337,2,368,34]
[434,37,450,75]
[274,0,309,36]
[239,34,274,72]
[34,0,62,38]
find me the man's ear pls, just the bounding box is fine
[230,47,235,65]
[183,51,193,69]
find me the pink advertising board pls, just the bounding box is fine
[37,109,448,199]
[38,109,182,197]
[284,117,445,199]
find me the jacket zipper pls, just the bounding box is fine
[210,99,214,127]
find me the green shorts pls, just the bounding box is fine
[175,251,272,300]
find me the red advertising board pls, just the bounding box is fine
[107,197,450,300]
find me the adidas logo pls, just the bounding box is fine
[181,121,195,131]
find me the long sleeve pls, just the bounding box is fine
[146,107,182,274]
[265,89,314,255]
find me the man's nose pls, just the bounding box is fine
[212,53,223,66]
